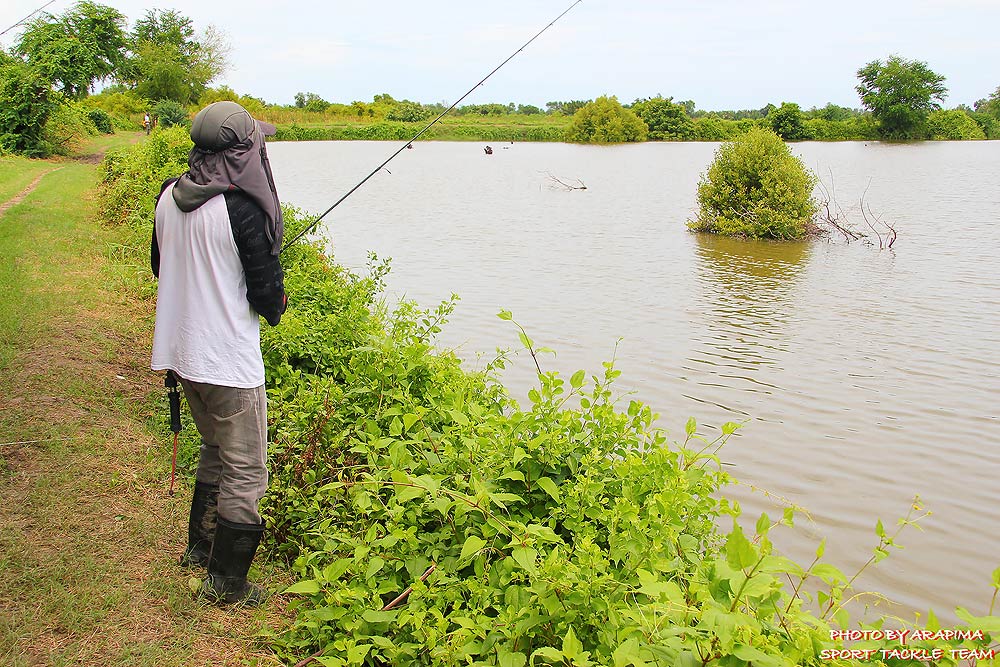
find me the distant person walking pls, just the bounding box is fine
[143,112,151,135]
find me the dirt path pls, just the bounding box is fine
[0,168,62,218]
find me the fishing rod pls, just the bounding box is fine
[0,0,56,36]
[280,0,583,254]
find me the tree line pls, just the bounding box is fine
[0,1,226,155]
[2,1,999,156]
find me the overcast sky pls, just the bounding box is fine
[3,0,999,111]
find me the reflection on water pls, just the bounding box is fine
[268,140,1000,623]
[681,235,811,419]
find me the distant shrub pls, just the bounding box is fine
[154,99,189,128]
[41,103,98,156]
[969,111,1000,139]
[802,117,872,141]
[83,90,147,121]
[926,109,986,140]
[689,127,818,239]
[386,101,431,123]
[87,108,114,134]
[692,117,758,141]
[767,102,811,141]
[632,96,696,141]
[565,95,647,143]
[98,125,192,231]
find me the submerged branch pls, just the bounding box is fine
[812,173,897,249]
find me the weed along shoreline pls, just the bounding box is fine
[2,130,999,665]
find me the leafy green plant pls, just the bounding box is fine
[767,102,811,141]
[689,127,818,239]
[926,109,986,140]
[565,96,647,144]
[40,102,98,155]
[632,96,696,141]
[0,57,58,156]
[153,98,189,127]
[86,108,114,134]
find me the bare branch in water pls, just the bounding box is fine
[813,173,896,249]
[543,171,587,191]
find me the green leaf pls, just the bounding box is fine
[402,413,420,432]
[782,506,795,526]
[725,522,757,570]
[613,638,646,667]
[499,650,528,667]
[396,484,425,503]
[570,369,585,389]
[512,546,538,573]
[721,421,740,435]
[815,538,826,559]
[875,518,886,539]
[316,657,345,667]
[955,607,1000,632]
[346,643,372,665]
[284,579,321,594]
[365,556,385,580]
[535,476,560,501]
[531,646,564,665]
[732,644,785,667]
[810,563,847,585]
[562,626,583,661]
[685,417,697,437]
[460,535,487,562]
[636,569,682,600]
[759,555,804,577]
[518,330,534,350]
[755,513,771,537]
[497,309,513,321]
[992,567,1000,588]
[322,558,352,582]
[361,609,396,623]
[450,409,470,426]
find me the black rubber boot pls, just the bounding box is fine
[179,481,219,568]
[199,517,266,606]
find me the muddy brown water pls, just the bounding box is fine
[270,139,1000,622]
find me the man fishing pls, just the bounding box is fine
[151,100,287,605]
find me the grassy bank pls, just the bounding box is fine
[0,137,286,666]
[270,114,568,143]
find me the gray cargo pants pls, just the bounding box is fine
[178,377,268,524]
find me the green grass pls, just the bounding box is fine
[0,155,57,203]
[0,137,287,667]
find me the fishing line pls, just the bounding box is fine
[280,0,583,253]
[0,0,56,36]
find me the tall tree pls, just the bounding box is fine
[14,1,128,98]
[974,86,1000,118]
[856,55,947,139]
[126,9,229,103]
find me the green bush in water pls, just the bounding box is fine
[689,127,818,239]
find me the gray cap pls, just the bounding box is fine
[190,101,276,151]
